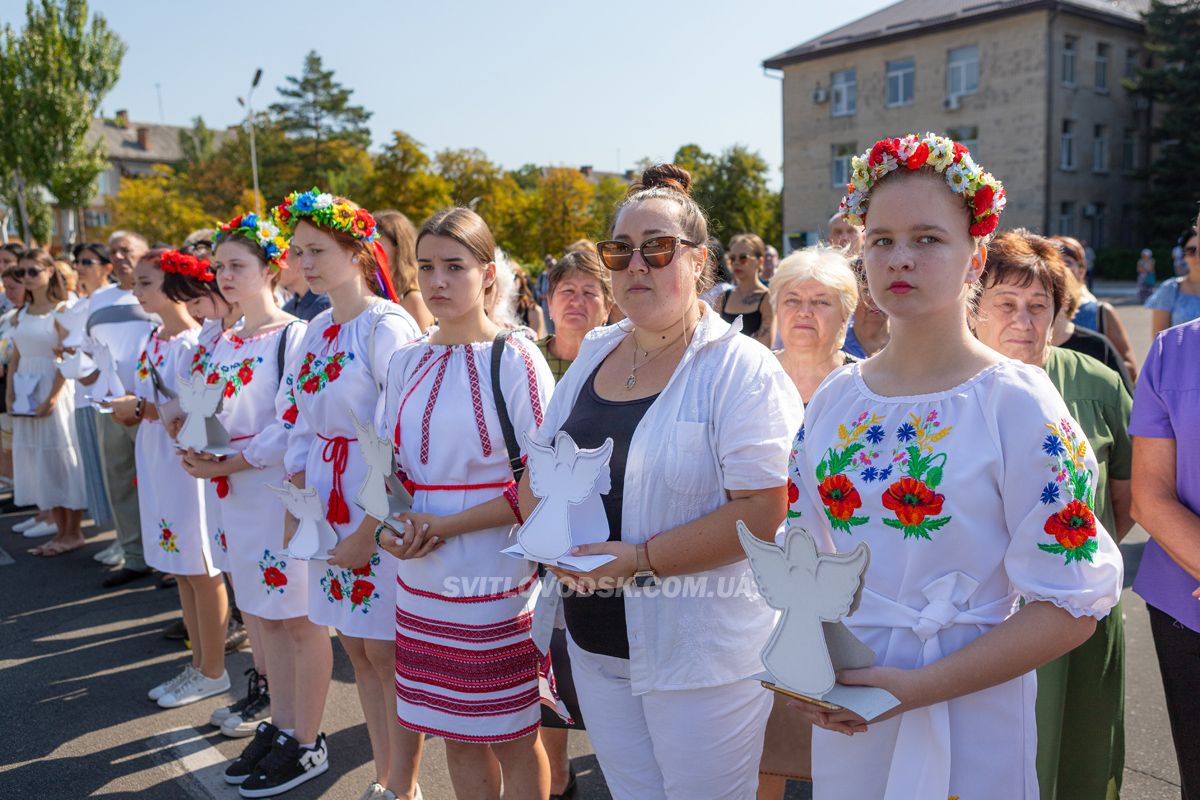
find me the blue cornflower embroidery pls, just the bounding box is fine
[866,425,886,444]
[1040,481,1061,505]
[860,466,880,482]
[1042,434,1065,457]
[896,422,917,442]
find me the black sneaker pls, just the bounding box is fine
[211,668,267,727]
[221,685,272,738]
[239,732,328,798]
[223,722,279,785]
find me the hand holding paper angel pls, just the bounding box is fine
[175,375,234,454]
[350,411,412,523]
[270,483,338,560]
[11,373,39,416]
[85,338,125,402]
[519,431,614,561]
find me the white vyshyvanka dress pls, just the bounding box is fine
[189,319,231,572]
[283,302,420,639]
[788,361,1123,800]
[207,321,307,619]
[134,327,216,576]
[379,333,553,743]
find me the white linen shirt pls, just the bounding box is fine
[531,304,803,694]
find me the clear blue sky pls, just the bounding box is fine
[2,0,894,182]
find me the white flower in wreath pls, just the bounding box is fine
[897,134,922,161]
[959,154,982,182]
[314,193,334,210]
[927,139,955,170]
[995,189,1008,213]
[945,164,971,193]
[844,190,867,216]
[256,220,280,242]
[872,153,900,179]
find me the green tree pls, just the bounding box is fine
[179,116,216,171]
[1130,0,1200,244]
[537,168,595,258]
[0,0,124,245]
[103,165,210,245]
[436,148,505,208]
[362,131,453,222]
[692,145,776,245]
[269,50,372,188]
[590,174,629,238]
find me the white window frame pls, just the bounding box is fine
[947,126,979,156]
[1060,120,1076,170]
[831,69,857,117]
[1095,43,1110,92]
[1062,36,1077,86]
[886,58,915,107]
[831,143,856,189]
[1093,124,1108,173]
[946,46,979,99]
[1058,202,1076,236]
[1122,128,1139,171]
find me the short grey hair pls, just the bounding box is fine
[107,229,148,248]
[768,245,859,321]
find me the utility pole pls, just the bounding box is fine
[238,68,264,218]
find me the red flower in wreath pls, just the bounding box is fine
[206,371,221,385]
[328,577,343,601]
[1044,499,1096,550]
[263,566,287,588]
[325,361,343,381]
[351,208,375,238]
[952,142,970,163]
[969,213,1000,238]
[787,479,799,506]
[882,477,945,526]
[275,205,291,224]
[973,185,995,214]
[905,142,930,170]
[302,374,322,393]
[350,579,375,605]
[818,474,862,521]
[351,563,373,577]
[869,139,898,166]
[282,404,299,425]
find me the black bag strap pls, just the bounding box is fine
[490,330,525,482]
[275,321,299,385]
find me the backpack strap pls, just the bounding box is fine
[490,330,525,482]
[275,321,299,385]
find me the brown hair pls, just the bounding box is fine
[564,239,598,255]
[296,197,385,294]
[374,210,419,298]
[547,248,613,307]
[417,207,497,296]
[17,248,71,305]
[1051,235,1086,269]
[615,164,713,292]
[980,229,1069,318]
[728,232,766,259]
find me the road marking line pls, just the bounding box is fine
[0,546,14,566]
[148,725,230,800]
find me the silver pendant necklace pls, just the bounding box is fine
[625,328,688,390]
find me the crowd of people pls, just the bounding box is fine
[1,130,1198,800]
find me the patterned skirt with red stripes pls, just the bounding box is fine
[395,565,543,743]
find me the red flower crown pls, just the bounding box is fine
[160,250,215,282]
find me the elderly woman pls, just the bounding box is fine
[538,247,613,380]
[769,246,859,404]
[972,229,1132,800]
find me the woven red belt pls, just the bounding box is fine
[318,434,357,524]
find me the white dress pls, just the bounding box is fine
[788,361,1124,800]
[283,302,420,639]
[11,307,87,510]
[134,328,216,577]
[207,321,308,619]
[380,334,553,743]
[189,319,231,572]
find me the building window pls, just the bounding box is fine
[831,143,856,188]
[1090,202,1107,247]
[946,126,979,156]
[83,210,111,229]
[1058,202,1076,236]
[947,46,979,99]
[831,69,856,117]
[1062,36,1077,86]
[1060,120,1076,170]
[1093,125,1108,172]
[1122,128,1140,171]
[886,59,915,106]
[1095,43,1110,92]
[1124,47,1140,79]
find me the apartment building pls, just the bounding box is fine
[764,0,1150,250]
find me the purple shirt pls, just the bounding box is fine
[1130,320,1200,632]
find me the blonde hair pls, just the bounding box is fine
[769,246,859,319]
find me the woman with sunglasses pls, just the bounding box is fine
[0,250,26,498]
[7,249,89,555]
[1147,227,1200,339]
[518,165,801,798]
[715,233,774,347]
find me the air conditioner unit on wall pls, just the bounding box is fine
[943,95,961,111]
[813,86,829,104]
[1083,204,1097,217]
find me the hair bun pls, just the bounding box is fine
[631,163,693,196]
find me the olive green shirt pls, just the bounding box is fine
[1042,346,1133,535]
[536,336,572,382]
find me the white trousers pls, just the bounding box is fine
[567,633,772,800]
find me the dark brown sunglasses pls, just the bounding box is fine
[727,253,761,264]
[12,267,44,278]
[596,236,699,271]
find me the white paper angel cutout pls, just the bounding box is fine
[56,348,94,380]
[350,411,413,524]
[738,521,900,720]
[11,373,40,416]
[57,301,90,348]
[175,375,235,455]
[502,431,618,572]
[269,483,338,561]
[83,337,125,407]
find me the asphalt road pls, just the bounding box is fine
[0,286,1182,800]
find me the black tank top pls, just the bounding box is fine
[719,288,766,336]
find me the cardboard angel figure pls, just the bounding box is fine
[350,411,413,526]
[56,348,94,381]
[10,373,40,416]
[174,374,235,455]
[57,300,90,349]
[502,430,617,571]
[738,521,900,721]
[83,338,125,411]
[270,483,339,560]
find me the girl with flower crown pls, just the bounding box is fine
[121,249,230,710]
[273,189,421,800]
[784,134,1124,799]
[373,206,556,799]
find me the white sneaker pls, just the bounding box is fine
[158,669,230,708]
[23,521,58,538]
[148,666,196,702]
[99,549,125,566]
[13,517,38,533]
[94,542,122,563]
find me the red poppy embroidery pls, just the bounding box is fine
[787,479,799,506]
[350,579,375,607]
[882,477,945,527]
[1038,420,1100,564]
[814,414,879,533]
[818,475,863,522]
[297,352,353,395]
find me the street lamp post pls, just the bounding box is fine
[238,68,264,218]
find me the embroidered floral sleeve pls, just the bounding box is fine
[783,423,837,554]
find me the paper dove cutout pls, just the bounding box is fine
[58,301,90,348]
[738,521,900,720]
[56,349,94,380]
[11,373,40,415]
[350,411,413,524]
[269,483,338,560]
[502,431,618,572]
[84,337,125,406]
[175,375,236,455]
